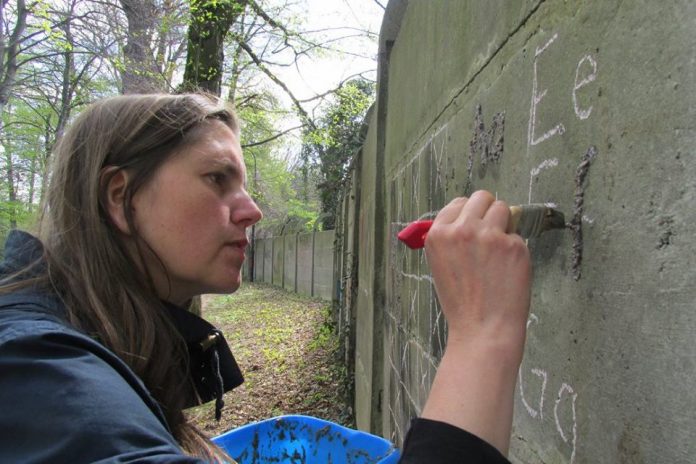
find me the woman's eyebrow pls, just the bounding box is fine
[204,157,248,187]
[205,157,241,175]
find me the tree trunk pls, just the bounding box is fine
[0,0,29,126]
[55,14,75,144]
[40,0,79,207]
[3,146,17,229]
[181,0,245,96]
[119,0,164,94]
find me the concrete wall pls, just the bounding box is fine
[249,230,335,301]
[341,0,696,462]
[296,234,313,296]
[353,92,383,433]
[312,230,336,300]
[283,234,297,293]
[272,236,284,287]
[262,238,273,284]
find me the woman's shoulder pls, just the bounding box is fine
[0,296,75,344]
[1,229,70,333]
[0,280,70,343]
[0,304,192,463]
[0,230,45,277]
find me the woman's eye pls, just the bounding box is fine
[207,172,227,186]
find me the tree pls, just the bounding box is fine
[1,0,113,236]
[240,95,318,230]
[117,0,188,93]
[119,0,163,93]
[1,100,44,231]
[0,0,30,119]
[181,0,245,95]
[303,78,374,229]
[1,0,72,233]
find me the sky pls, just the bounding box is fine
[265,0,385,162]
[280,0,385,100]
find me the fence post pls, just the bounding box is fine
[260,239,265,283]
[294,232,299,293]
[310,226,317,297]
[270,237,274,285]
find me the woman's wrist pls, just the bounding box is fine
[445,329,526,369]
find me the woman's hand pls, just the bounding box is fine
[420,190,533,456]
[424,190,532,360]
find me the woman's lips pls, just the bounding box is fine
[224,240,249,261]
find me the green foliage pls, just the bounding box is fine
[237,93,319,233]
[308,306,337,353]
[0,200,36,236]
[302,79,375,229]
[0,100,48,233]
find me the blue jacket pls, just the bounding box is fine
[0,230,243,463]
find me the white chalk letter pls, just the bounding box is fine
[518,315,546,418]
[573,55,598,120]
[554,383,579,464]
[528,33,566,146]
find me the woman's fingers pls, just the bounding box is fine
[482,200,511,232]
[434,190,498,227]
[433,196,468,225]
[457,190,496,222]
[434,192,512,232]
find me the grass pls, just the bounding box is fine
[185,283,353,437]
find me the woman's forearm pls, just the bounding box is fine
[421,339,522,456]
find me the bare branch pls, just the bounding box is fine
[287,26,378,38]
[242,124,305,148]
[237,39,315,129]
[297,70,375,103]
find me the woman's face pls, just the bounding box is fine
[131,120,262,304]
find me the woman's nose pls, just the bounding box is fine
[231,191,263,227]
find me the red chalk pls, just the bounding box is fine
[397,220,434,249]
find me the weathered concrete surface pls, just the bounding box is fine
[354,109,380,432]
[347,0,696,462]
[250,240,263,282]
[262,238,273,284]
[251,232,335,300]
[271,236,284,287]
[296,233,313,296]
[283,234,297,292]
[312,231,336,300]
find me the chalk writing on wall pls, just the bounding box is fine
[385,30,599,463]
[467,104,505,194]
[520,31,599,464]
[518,313,579,464]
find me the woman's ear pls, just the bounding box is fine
[101,167,132,235]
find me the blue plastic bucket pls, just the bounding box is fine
[212,415,400,463]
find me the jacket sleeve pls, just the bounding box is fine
[398,418,511,464]
[0,317,204,464]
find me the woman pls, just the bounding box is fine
[0,93,531,463]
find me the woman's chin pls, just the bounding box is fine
[212,278,242,295]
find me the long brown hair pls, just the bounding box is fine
[16,94,239,461]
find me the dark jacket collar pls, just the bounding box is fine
[163,300,243,408]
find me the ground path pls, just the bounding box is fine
[186,283,353,437]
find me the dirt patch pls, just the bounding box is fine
[185,283,353,437]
